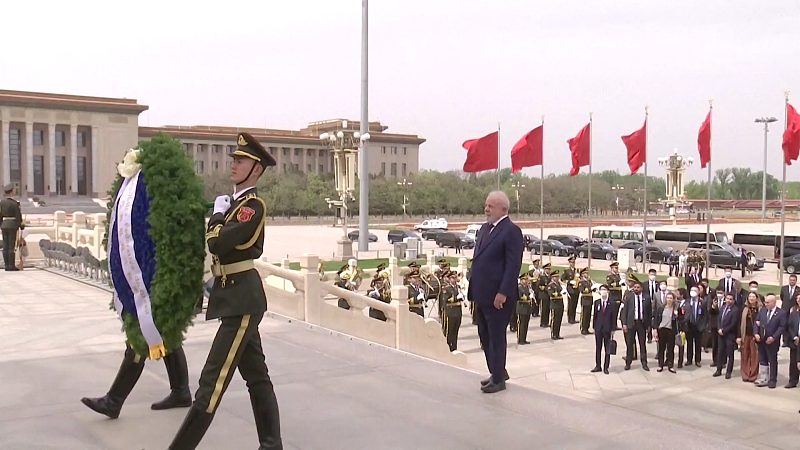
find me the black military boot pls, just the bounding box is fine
[81,347,145,419]
[251,383,283,450]
[151,346,192,410]
[168,406,215,450]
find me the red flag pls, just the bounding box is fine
[622,119,647,174]
[697,112,711,168]
[462,131,498,172]
[783,103,800,166]
[567,123,590,176]
[511,125,543,172]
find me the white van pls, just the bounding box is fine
[414,218,448,231]
[465,224,482,239]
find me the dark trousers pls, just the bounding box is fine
[567,289,578,323]
[531,295,539,317]
[685,324,703,364]
[716,334,735,375]
[509,308,518,332]
[790,346,799,385]
[657,327,676,368]
[595,331,611,369]
[409,305,424,317]
[443,306,462,351]
[516,303,531,344]
[476,299,514,384]
[709,329,720,357]
[550,299,564,338]
[612,297,622,330]
[625,320,648,365]
[580,300,593,333]
[1,228,17,268]
[539,294,550,327]
[757,340,779,384]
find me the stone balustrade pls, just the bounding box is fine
[25,210,107,260]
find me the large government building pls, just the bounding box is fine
[0,89,425,198]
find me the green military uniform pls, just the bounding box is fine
[577,268,594,335]
[0,184,23,271]
[403,261,421,286]
[529,260,542,317]
[547,270,565,340]
[440,270,463,351]
[516,274,533,345]
[538,264,552,327]
[606,262,623,331]
[406,270,426,317]
[562,257,579,324]
[169,132,281,450]
[335,265,353,310]
[367,275,391,321]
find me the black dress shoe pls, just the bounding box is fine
[480,372,510,387]
[624,365,631,371]
[657,367,664,373]
[725,373,731,379]
[590,367,601,373]
[81,396,123,419]
[642,365,650,372]
[713,371,722,377]
[710,362,717,368]
[785,382,798,389]
[481,380,506,394]
[519,341,530,345]
[603,368,609,374]
[695,362,701,368]
[768,382,777,389]
[668,368,676,374]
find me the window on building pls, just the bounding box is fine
[391,163,397,176]
[197,144,204,153]
[392,147,397,155]
[269,147,276,156]
[403,147,407,155]
[294,163,299,170]
[9,129,21,183]
[319,164,324,173]
[380,162,386,176]
[282,148,289,156]
[182,143,190,153]
[319,149,325,157]
[213,161,219,172]
[56,131,65,147]
[77,131,86,147]
[307,164,312,172]
[282,163,287,172]
[402,163,407,176]
[307,149,314,156]
[33,130,43,146]
[212,145,220,153]
[195,160,204,174]
[294,148,300,156]
[381,146,386,154]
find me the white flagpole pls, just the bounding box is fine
[780,91,790,284]
[706,99,712,277]
[540,115,545,259]
[497,122,501,190]
[588,112,593,268]
[643,106,649,272]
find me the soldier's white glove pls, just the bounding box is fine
[213,195,232,215]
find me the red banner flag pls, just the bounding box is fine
[783,103,800,166]
[697,112,711,168]
[511,125,543,172]
[622,119,647,174]
[567,123,590,176]
[462,131,499,172]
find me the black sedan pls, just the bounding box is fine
[574,242,618,261]
[687,242,765,270]
[347,230,378,243]
[421,228,446,240]
[527,238,575,257]
[618,242,672,263]
[387,229,419,243]
[435,232,475,249]
[783,254,800,274]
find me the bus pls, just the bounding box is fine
[591,226,654,247]
[651,228,727,251]
[731,231,800,260]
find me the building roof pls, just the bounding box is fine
[139,120,426,146]
[0,89,149,115]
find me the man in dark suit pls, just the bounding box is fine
[685,266,700,291]
[781,274,798,348]
[468,191,524,394]
[684,285,707,367]
[707,287,723,368]
[643,268,660,344]
[591,285,615,374]
[753,294,786,388]
[716,267,737,295]
[621,280,650,371]
[713,293,739,379]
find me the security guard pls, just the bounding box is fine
[516,273,533,345]
[0,184,24,271]
[547,270,565,340]
[606,261,623,331]
[562,256,579,324]
[577,268,594,335]
[168,133,281,450]
[440,270,464,351]
[538,262,552,327]
[406,269,426,316]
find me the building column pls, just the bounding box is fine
[207,144,213,174]
[48,123,56,196]
[1,120,9,185]
[25,122,33,196]
[91,126,98,196]
[69,124,77,196]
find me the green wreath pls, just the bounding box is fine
[104,133,206,357]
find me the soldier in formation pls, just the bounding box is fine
[606,262,624,330]
[562,256,579,324]
[516,273,533,345]
[0,183,24,271]
[538,262,553,327]
[578,268,595,335]
[547,269,565,340]
[406,269,427,317]
[440,270,465,351]
[527,260,543,318]
[335,264,354,310]
[367,270,391,321]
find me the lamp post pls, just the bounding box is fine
[397,178,413,217]
[512,180,526,214]
[611,184,624,215]
[755,117,778,219]
[657,149,694,225]
[320,120,370,260]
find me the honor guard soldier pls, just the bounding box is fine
[404,261,421,285]
[528,259,543,317]
[441,270,464,351]
[516,274,533,345]
[168,133,281,450]
[406,269,426,316]
[606,262,624,330]
[433,258,449,317]
[547,270,565,340]
[577,268,594,335]
[0,184,24,271]
[562,256,579,324]
[335,264,353,310]
[368,271,391,321]
[538,263,553,327]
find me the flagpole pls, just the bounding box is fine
[780,91,790,284]
[540,115,545,259]
[497,122,501,190]
[706,99,713,278]
[588,112,593,268]
[643,105,649,272]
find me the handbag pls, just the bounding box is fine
[610,336,618,355]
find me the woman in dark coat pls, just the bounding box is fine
[737,291,763,382]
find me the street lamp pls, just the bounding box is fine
[657,149,694,225]
[320,120,370,260]
[755,117,778,219]
[512,180,526,213]
[611,184,624,215]
[397,178,413,217]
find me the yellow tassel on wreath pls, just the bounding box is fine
[149,342,167,360]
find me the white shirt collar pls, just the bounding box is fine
[491,215,508,227]
[233,186,256,201]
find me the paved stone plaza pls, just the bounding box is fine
[1,269,799,449]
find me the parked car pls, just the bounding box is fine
[618,242,672,262]
[574,242,618,261]
[421,228,446,240]
[779,241,800,259]
[687,242,765,270]
[435,232,475,249]
[547,234,587,249]
[783,254,800,274]
[414,218,448,231]
[347,230,378,243]
[527,238,575,257]
[387,229,419,244]
[465,224,482,239]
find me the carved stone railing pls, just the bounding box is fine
[254,253,469,368]
[25,211,107,260]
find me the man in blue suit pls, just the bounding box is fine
[468,191,524,394]
[753,293,786,388]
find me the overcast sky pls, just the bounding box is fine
[2,1,799,181]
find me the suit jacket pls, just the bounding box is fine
[717,304,740,338]
[652,301,682,330]
[781,285,799,312]
[593,298,615,334]
[643,280,661,307]
[467,217,524,306]
[621,292,652,329]
[684,296,708,331]
[788,310,800,349]
[716,277,738,295]
[706,294,721,329]
[685,273,701,290]
[753,307,786,343]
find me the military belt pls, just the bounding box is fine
[212,260,255,287]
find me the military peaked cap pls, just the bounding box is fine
[231,132,276,168]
